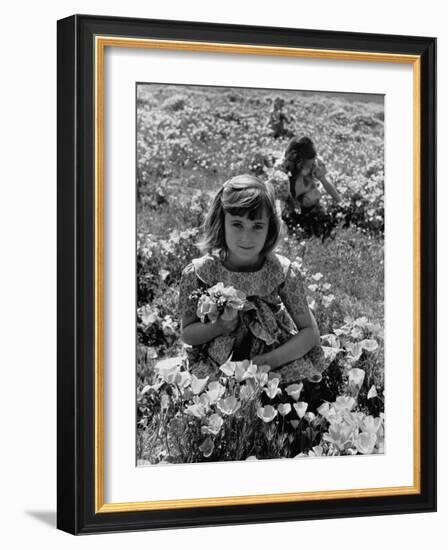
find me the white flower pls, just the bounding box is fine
[322,294,335,308]
[348,368,365,390]
[278,403,292,417]
[206,381,225,404]
[257,405,278,423]
[154,357,182,383]
[355,432,377,454]
[293,401,308,419]
[334,396,356,412]
[285,383,303,401]
[190,374,209,395]
[201,414,224,436]
[264,378,282,399]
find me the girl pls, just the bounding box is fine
[274,136,341,209]
[178,174,324,383]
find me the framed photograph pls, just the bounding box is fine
[57,14,436,534]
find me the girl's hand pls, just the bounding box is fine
[216,314,239,336]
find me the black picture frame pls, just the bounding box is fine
[57,14,436,535]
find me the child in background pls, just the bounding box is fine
[279,136,341,208]
[268,97,293,139]
[178,174,324,383]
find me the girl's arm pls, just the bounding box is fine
[181,314,238,346]
[319,174,342,203]
[313,158,341,202]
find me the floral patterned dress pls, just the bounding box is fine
[178,252,325,384]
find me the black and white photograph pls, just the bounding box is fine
[136,83,385,465]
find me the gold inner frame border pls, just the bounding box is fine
[94,36,421,514]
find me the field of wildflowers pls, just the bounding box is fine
[136,84,384,464]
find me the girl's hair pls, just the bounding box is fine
[283,136,317,195]
[198,174,281,256]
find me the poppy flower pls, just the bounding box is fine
[355,432,377,454]
[348,368,365,390]
[199,437,214,458]
[285,383,303,401]
[201,414,224,436]
[304,411,316,423]
[322,294,335,308]
[206,381,226,404]
[240,381,257,401]
[308,445,324,457]
[317,401,338,422]
[333,396,356,412]
[263,378,282,399]
[185,403,207,419]
[361,415,382,435]
[278,403,292,416]
[174,371,191,390]
[323,421,355,451]
[255,372,269,387]
[217,396,241,416]
[360,339,378,352]
[197,295,219,323]
[234,360,257,382]
[160,393,170,411]
[257,405,278,423]
[219,360,235,377]
[293,401,308,419]
[154,357,182,383]
[139,305,158,326]
[190,374,209,395]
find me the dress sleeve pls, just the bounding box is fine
[278,261,310,320]
[178,263,200,322]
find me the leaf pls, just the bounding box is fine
[367,385,378,399]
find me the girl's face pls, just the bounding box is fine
[299,158,314,175]
[224,210,270,268]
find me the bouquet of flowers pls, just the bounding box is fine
[190,282,247,323]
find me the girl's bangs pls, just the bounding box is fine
[223,189,268,220]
